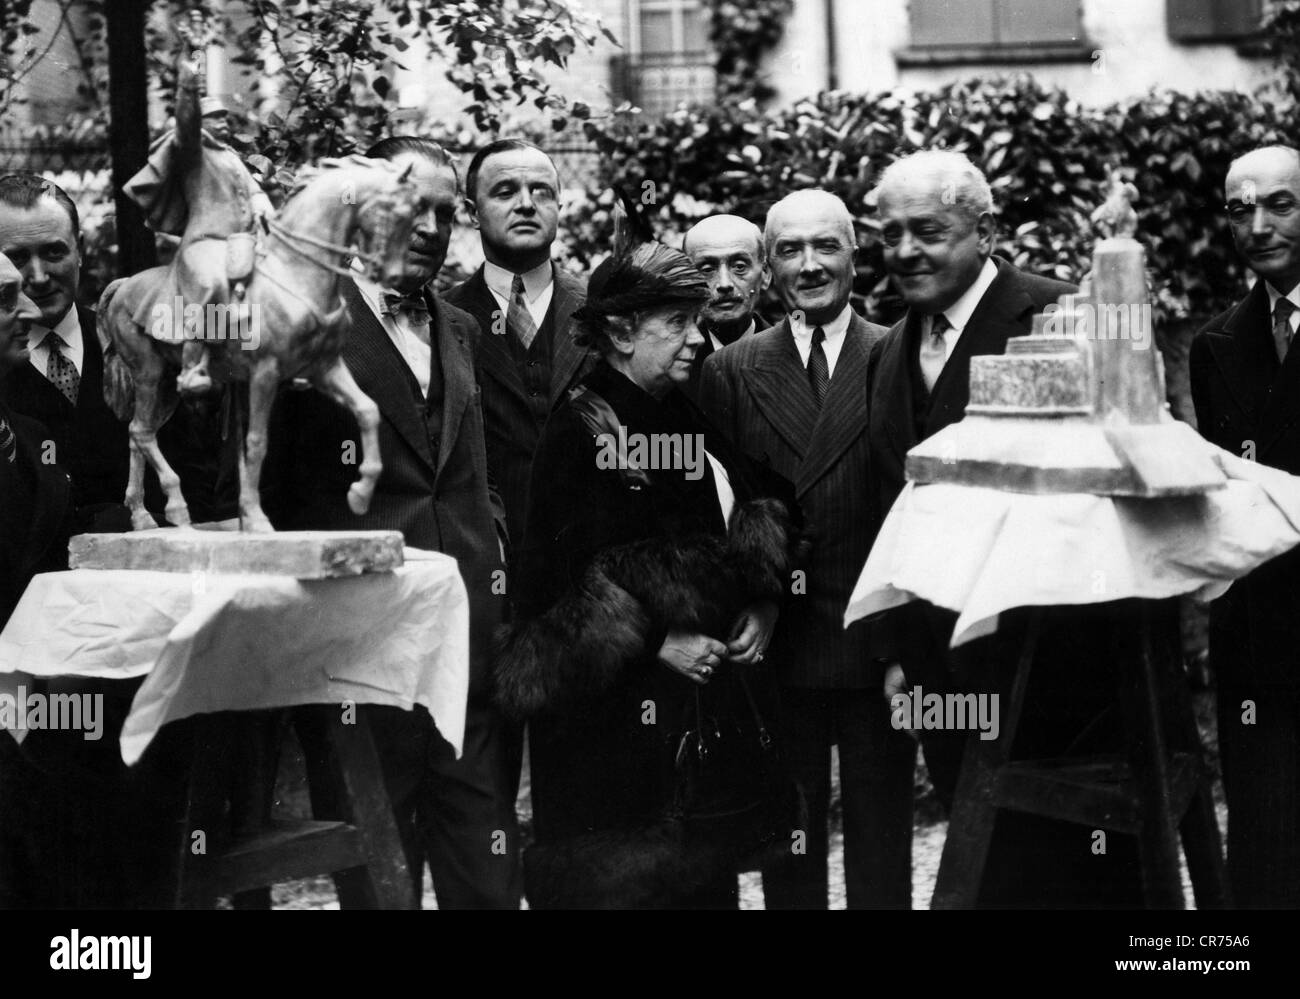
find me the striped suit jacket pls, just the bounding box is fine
[699,310,887,689]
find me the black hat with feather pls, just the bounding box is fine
[572,188,709,348]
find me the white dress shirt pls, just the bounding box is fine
[790,303,853,378]
[484,258,555,330]
[922,257,1000,364]
[352,267,432,397]
[27,306,84,379]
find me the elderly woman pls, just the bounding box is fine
[495,228,798,909]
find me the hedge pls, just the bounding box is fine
[571,74,1295,330]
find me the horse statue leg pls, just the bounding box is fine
[100,278,192,530]
[237,353,281,532]
[312,357,382,516]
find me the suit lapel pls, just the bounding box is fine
[796,316,869,496]
[1203,285,1273,432]
[340,281,437,474]
[878,314,920,466]
[433,295,473,480]
[924,263,1037,438]
[549,268,588,408]
[740,319,818,458]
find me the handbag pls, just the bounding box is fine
[522,670,805,909]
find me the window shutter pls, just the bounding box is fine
[910,0,996,47]
[1167,0,1263,42]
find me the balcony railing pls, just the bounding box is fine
[609,53,717,115]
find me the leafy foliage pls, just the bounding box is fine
[707,0,793,102]
[576,75,1290,326]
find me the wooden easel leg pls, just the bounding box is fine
[299,709,416,910]
[1122,603,1185,909]
[932,612,1042,909]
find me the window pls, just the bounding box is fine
[903,0,1091,64]
[611,0,715,115]
[1166,0,1264,43]
[631,0,711,57]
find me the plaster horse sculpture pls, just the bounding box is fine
[99,154,426,532]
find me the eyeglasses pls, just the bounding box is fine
[1226,193,1299,225]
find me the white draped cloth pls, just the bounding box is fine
[845,447,1300,647]
[0,549,469,764]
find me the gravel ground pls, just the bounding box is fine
[266,688,1223,910]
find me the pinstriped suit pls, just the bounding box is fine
[262,280,520,909]
[699,311,917,908]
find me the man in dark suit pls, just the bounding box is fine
[0,255,68,628]
[1190,144,1300,908]
[263,137,518,909]
[444,138,588,551]
[0,173,131,534]
[700,189,915,909]
[681,213,771,402]
[868,150,1141,907]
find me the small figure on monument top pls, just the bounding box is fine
[1090,165,1140,240]
[122,14,272,395]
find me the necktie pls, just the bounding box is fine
[0,415,16,465]
[508,274,538,350]
[44,333,79,405]
[1273,297,1296,363]
[807,325,829,406]
[381,291,431,332]
[920,313,950,393]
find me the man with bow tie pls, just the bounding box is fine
[263,136,518,909]
[1191,144,1300,907]
[699,189,913,909]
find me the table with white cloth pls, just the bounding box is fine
[845,445,1300,908]
[0,548,470,908]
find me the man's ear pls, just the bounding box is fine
[975,212,995,256]
[758,262,772,293]
[464,198,480,229]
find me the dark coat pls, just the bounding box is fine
[865,256,1076,534]
[0,401,71,628]
[495,361,796,906]
[698,309,887,688]
[1191,280,1300,690]
[444,265,591,547]
[0,305,129,532]
[1191,280,1300,907]
[262,282,507,689]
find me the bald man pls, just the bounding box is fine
[700,190,913,909]
[1191,144,1300,907]
[682,214,771,401]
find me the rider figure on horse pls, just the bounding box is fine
[123,49,273,395]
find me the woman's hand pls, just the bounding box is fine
[658,630,728,685]
[726,600,778,665]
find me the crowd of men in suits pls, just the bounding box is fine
[1,131,1299,909]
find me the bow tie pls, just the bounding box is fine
[381,291,430,326]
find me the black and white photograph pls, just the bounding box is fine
[0,0,1288,979]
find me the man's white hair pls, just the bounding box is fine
[873,150,994,226]
[763,189,856,258]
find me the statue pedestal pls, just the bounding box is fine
[68,529,405,578]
